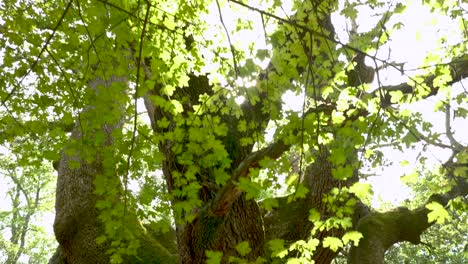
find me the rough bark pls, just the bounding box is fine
[143,71,268,262]
[52,76,126,263]
[51,72,178,263]
[49,246,67,264]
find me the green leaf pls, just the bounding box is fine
[96,235,107,245]
[453,166,467,177]
[68,160,81,169]
[400,170,419,185]
[206,250,223,264]
[331,165,353,180]
[238,178,261,200]
[389,90,404,103]
[308,208,320,222]
[330,148,347,165]
[415,30,421,42]
[268,239,288,258]
[162,85,176,96]
[426,201,449,224]
[213,168,230,185]
[94,131,106,145]
[237,119,247,132]
[171,100,184,114]
[256,49,269,60]
[294,184,309,199]
[342,231,363,246]
[262,198,279,211]
[322,236,343,252]
[331,111,346,124]
[235,241,251,256]
[433,68,453,88]
[394,2,407,13]
[286,258,301,264]
[43,150,60,162]
[349,182,373,200]
[163,17,176,30]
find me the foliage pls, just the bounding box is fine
[385,162,468,263]
[0,154,57,263]
[0,0,467,263]
[385,209,468,264]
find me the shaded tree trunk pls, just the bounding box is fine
[52,75,128,263]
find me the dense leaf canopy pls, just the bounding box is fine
[0,0,467,263]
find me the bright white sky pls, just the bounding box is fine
[0,1,467,258]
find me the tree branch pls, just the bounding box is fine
[445,103,465,150]
[349,168,468,264]
[210,140,290,216]
[375,55,468,107]
[0,0,73,106]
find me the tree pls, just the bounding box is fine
[0,154,57,264]
[0,0,467,263]
[384,168,468,264]
[385,206,468,264]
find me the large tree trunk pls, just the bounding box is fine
[51,71,178,263]
[177,196,265,263]
[52,75,127,263]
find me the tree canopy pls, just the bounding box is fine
[0,0,467,263]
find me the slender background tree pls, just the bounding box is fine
[0,155,56,264]
[0,0,467,263]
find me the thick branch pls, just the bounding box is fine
[262,147,362,264]
[210,140,290,216]
[349,174,468,264]
[209,97,351,220]
[375,55,468,107]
